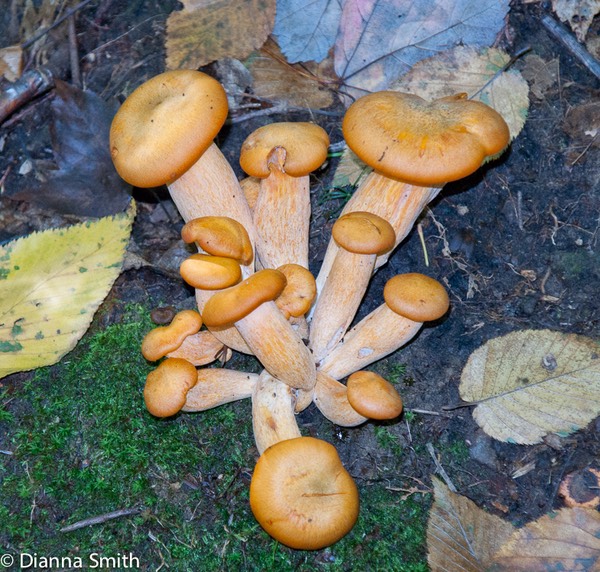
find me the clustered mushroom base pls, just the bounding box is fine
[110,70,510,551]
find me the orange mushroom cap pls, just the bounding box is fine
[240,122,330,178]
[342,91,510,185]
[250,436,359,550]
[180,254,242,290]
[275,264,317,319]
[383,273,449,322]
[110,70,228,188]
[181,216,253,265]
[332,211,396,255]
[143,358,198,417]
[202,269,287,327]
[141,309,202,361]
[347,371,403,420]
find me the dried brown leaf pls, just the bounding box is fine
[489,507,600,571]
[0,45,23,81]
[520,54,559,100]
[427,478,515,572]
[552,0,600,42]
[248,38,336,110]
[166,0,276,70]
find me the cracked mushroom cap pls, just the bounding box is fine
[181,216,253,265]
[250,436,359,550]
[239,122,330,178]
[110,70,228,188]
[180,254,242,290]
[201,269,287,327]
[342,91,510,185]
[275,264,317,319]
[332,211,396,255]
[141,309,202,361]
[383,273,450,323]
[144,358,198,417]
[347,371,403,420]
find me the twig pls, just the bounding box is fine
[426,442,457,492]
[67,15,81,88]
[0,449,13,455]
[21,0,96,49]
[417,223,429,266]
[229,103,342,124]
[541,15,600,80]
[0,68,54,125]
[406,407,455,418]
[60,506,145,533]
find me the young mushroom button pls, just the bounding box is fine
[143,358,198,418]
[239,122,329,269]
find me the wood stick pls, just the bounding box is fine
[60,506,145,533]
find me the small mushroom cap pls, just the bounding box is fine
[383,273,449,322]
[250,436,359,550]
[181,216,253,265]
[143,358,198,417]
[240,122,330,178]
[558,468,600,508]
[332,211,396,255]
[141,309,202,361]
[110,70,228,188]
[202,269,287,327]
[342,91,510,185]
[180,254,242,290]
[346,371,403,420]
[275,264,317,319]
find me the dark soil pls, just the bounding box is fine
[1,0,599,566]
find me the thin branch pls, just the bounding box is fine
[60,506,145,533]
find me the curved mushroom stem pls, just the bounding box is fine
[309,248,376,364]
[313,372,368,427]
[252,370,302,454]
[235,301,317,391]
[318,304,422,380]
[166,329,233,366]
[253,147,311,269]
[182,369,258,412]
[311,173,442,317]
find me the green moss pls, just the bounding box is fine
[1,304,429,570]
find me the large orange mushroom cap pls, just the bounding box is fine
[250,436,359,550]
[110,70,228,188]
[342,91,510,185]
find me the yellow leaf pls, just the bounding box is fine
[459,329,600,445]
[490,507,600,571]
[0,203,136,379]
[427,478,515,572]
[166,0,276,71]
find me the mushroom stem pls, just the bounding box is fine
[182,369,258,412]
[313,372,368,427]
[252,370,301,454]
[318,304,422,380]
[309,248,376,363]
[166,329,232,366]
[253,147,311,269]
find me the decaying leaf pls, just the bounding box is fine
[273,0,342,64]
[249,38,335,110]
[459,329,600,445]
[552,0,600,42]
[6,80,130,216]
[563,101,600,164]
[331,146,370,188]
[427,478,515,571]
[166,0,276,70]
[334,0,510,98]
[489,507,600,571]
[0,45,23,81]
[520,54,560,100]
[333,47,529,187]
[0,203,136,380]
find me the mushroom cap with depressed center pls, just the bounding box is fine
[332,211,396,255]
[240,122,330,178]
[276,264,317,319]
[143,358,198,417]
[180,254,242,290]
[181,216,253,265]
[342,91,510,185]
[347,371,403,420]
[202,269,287,327]
[110,70,228,188]
[250,436,359,550]
[383,273,449,322]
[141,309,202,361]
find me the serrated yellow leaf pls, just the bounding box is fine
[0,203,136,379]
[459,329,600,445]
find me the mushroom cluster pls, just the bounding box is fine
[110,71,510,550]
